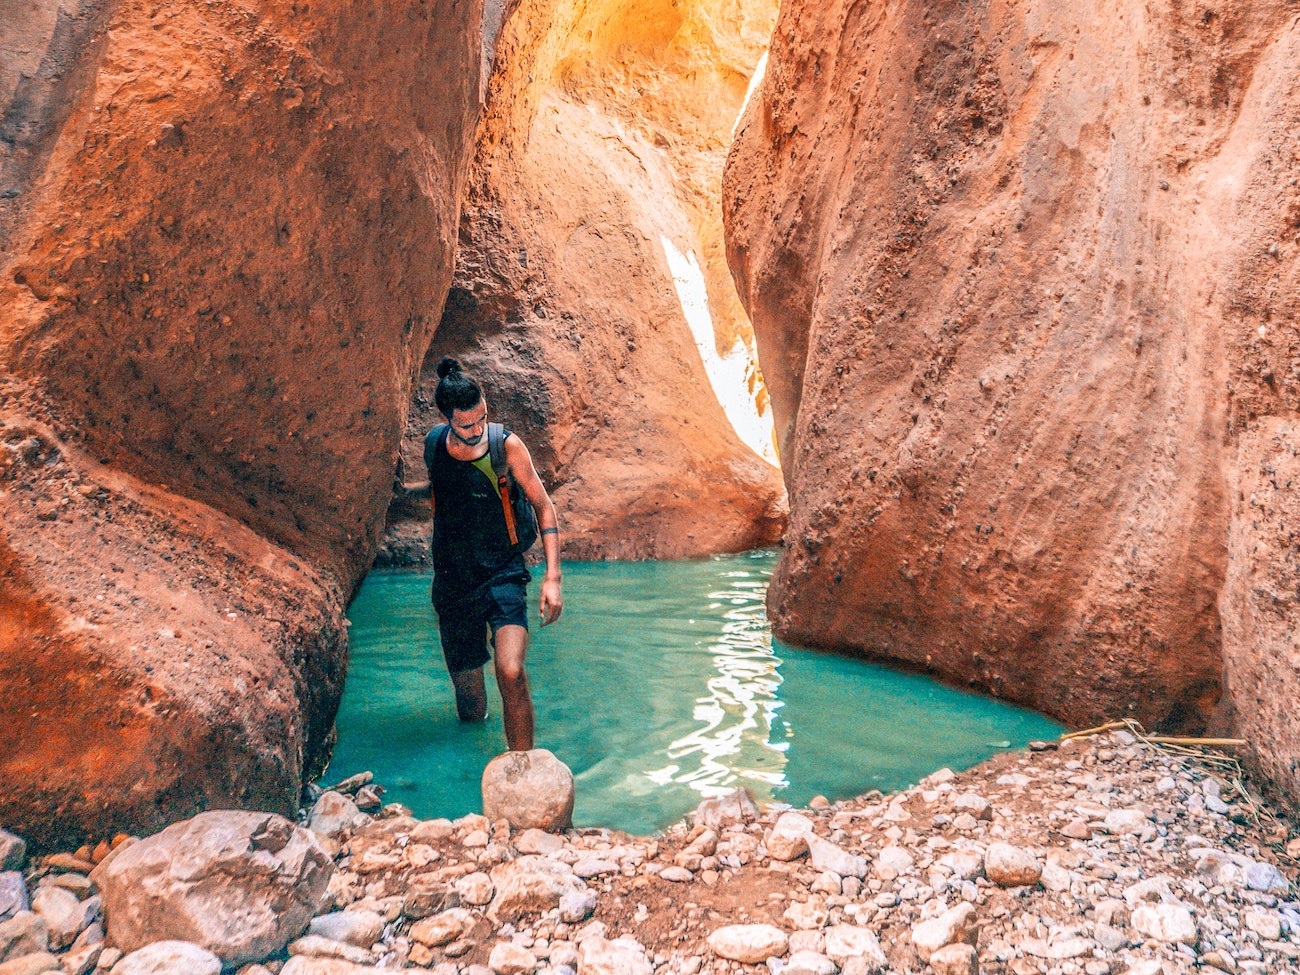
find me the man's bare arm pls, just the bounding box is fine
[504,434,562,625]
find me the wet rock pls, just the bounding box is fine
[91,811,332,965]
[307,910,384,948]
[806,835,867,878]
[308,793,363,840]
[983,843,1042,887]
[1131,903,1197,944]
[109,940,222,975]
[707,924,788,963]
[0,835,24,873]
[690,790,758,831]
[910,903,977,963]
[0,913,48,962]
[766,813,815,861]
[481,750,575,832]
[489,858,584,919]
[409,908,476,948]
[577,936,653,975]
[823,925,886,968]
[0,875,27,920]
[488,941,536,974]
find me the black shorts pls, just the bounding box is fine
[433,563,530,673]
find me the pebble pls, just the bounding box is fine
[929,942,979,975]
[910,903,976,962]
[983,843,1043,887]
[488,941,537,974]
[707,924,788,963]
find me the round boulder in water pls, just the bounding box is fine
[481,749,575,831]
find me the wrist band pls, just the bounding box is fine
[541,527,559,536]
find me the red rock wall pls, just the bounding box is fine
[386,0,786,561]
[0,0,487,845]
[724,0,1300,786]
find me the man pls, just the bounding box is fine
[424,356,562,752]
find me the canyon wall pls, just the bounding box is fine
[0,0,489,845]
[724,0,1300,796]
[384,0,786,561]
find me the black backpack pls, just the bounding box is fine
[431,422,538,553]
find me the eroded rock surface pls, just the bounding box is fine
[382,0,786,562]
[0,0,490,844]
[724,0,1300,794]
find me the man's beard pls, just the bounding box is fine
[453,430,483,446]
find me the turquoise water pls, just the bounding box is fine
[328,551,1063,835]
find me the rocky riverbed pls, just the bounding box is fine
[2,730,1298,975]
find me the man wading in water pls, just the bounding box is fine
[424,357,562,751]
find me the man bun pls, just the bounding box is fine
[436,356,462,379]
[434,356,482,417]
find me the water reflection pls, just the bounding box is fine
[648,574,789,803]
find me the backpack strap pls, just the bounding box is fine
[487,422,519,546]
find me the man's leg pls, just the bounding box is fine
[492,624,534,751]
[449,667,488,722]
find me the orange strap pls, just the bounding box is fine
[498,473,519,545]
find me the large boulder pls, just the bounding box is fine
[0,0,495,844]
[381,0,786,564]
[723,0,1300,787]
[481,749,574,832]
[91,811,333,966]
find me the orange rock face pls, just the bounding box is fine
[1,0,488,844]
[724,0,1300,789]
[386,0,786,561]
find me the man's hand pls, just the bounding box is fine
[539,576,563,626]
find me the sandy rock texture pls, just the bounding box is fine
[383,0,786,562]
[723,0,1300,788]
[0,0,492,844]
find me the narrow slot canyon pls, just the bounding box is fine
[2,2,1300,972]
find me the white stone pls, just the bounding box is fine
[783,950,837,975]
[929,942,978,975]
[577,936,653,975]
[308,792,363,839]
[514,829,565,856]
[1243,909,1282,941]
[952,794,992,821]
[1040,861,1074,893]
[109,940,222,975]
[939,850,984,881]
[1103,809,1150,835]
[481,750,575,831]
[788,930,825,955]
[90,811,332,967]
[806,835,867,879]
[873,846,913,881]
[766,813,815,862]
[489,857,584,920]
[707,924,788,963]
[823,925,885,968]
[1245,861,1290,892]
[0,951,60,975]
[409,908,476,948]
[690,789,758,831]
[783,900,828,931]
[287,935,374,965]
[489,941,537,975]
[307,911,384,948]
[558,889,597,924]
[910,903,976,963]
[1131,904,1197,945]
[983,843,1042,887]
[281,959,388,975]
[29,886,87,950]
[456,873,495,906]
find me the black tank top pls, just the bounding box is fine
[425,426,525,595]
